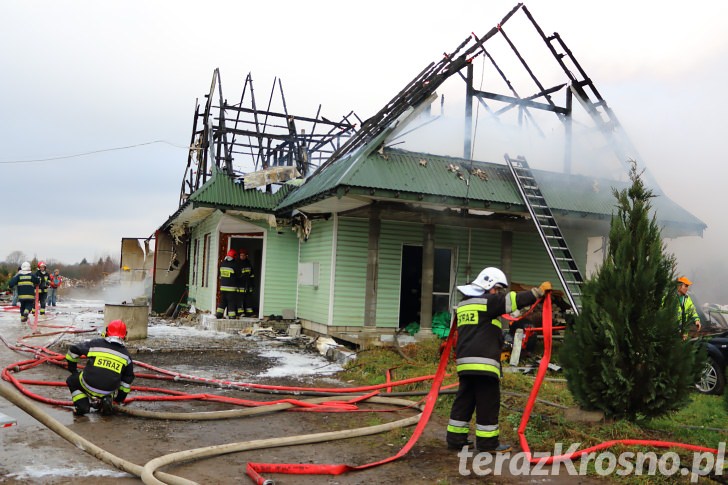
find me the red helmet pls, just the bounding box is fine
[38,261,47,268]
[226,249,237,258]
[106,320,127,338]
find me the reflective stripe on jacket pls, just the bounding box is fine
[454,289,537,379]
[9,272,39,300]
[219,257,239,292]
[66,337,134,397]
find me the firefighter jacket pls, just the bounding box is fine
[8,271,39,301]
[66,337,134,403]
[678,294,699,334]
[219,256,239,293]
[35,270,50,293]
[238,258,254,293]
[454,289,538,379]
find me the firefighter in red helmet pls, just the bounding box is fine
[216,249,240,319]
[237,248,256,317]
[65,320,135,416]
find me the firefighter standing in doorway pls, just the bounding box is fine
[216,249,240,319]
[237,248,255,317]
[65,320,134,416]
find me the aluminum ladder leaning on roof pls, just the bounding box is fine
[505,154,584,315]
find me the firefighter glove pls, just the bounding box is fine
[531,281,552,298]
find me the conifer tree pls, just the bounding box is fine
[560,162,704,419]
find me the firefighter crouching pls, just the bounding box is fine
[65,320,134,416]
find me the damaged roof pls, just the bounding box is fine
[188,171,293,211]
[274,147,706,234]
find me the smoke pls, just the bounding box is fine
[98,271,152,305]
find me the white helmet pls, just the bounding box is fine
[457,267,508,296]
[21,261,31,271]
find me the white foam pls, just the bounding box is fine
[6,465,131,479]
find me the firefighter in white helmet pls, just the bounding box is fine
[446,267,551,453]
[8,262,40,322]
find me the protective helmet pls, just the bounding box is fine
[21,261,31,271]
[238,248,248,257]
[459,267,508,297]
[475,267,508,290]
[105,320,127,339]
[226,249,237,258]
[677,276,692,286]
[38,261,46,268]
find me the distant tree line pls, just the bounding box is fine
[0,251,119,291]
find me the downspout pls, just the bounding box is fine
[327,214,338,327]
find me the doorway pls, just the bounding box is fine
[398,245,453,328]
[217,233,264,317]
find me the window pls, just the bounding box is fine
[202,233,211,287]
[191,238,200,285]
[432,248,453,314]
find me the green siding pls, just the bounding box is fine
[511,231,562,290]
[332,217,369,326]
[297,219,334,324]
[188,211,223,312]
[376,221,423,328]
[261,227,299,316]
[436,226,501,289]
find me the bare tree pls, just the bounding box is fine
[5,251,26,266]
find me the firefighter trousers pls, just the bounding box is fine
[446,374,501,450]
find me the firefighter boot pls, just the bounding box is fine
[73,397,91,416]
[99,395,114,416]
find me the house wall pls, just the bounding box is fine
[188,211,223,311]
[186,210,299,315]
[320,217,579,330]
[331,217,368,326]
[261,229,298,316]
[375,220,422,328]
[296,218,334,326]
[185,211,592,328]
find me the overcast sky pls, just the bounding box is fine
[2,1,727,301]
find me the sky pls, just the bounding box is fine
[1,1,727,300]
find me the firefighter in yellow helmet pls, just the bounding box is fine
[676,276,701,338]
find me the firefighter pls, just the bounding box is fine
[216,249,240,319]
[237,248,255,317]
[446,267,551,453]
[34,261,50,315]
[65,320,134,416]
[676,276,701,338]
[8,262,40,322]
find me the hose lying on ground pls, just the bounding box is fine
[0,375,422,485]
[140,396,423,485]
[0,379,190,485]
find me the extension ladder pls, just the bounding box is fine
[505,154,583,314]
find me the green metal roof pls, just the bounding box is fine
[275,147,705,230]
[189,171,293,211]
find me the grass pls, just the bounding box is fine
[339,336,728,483]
